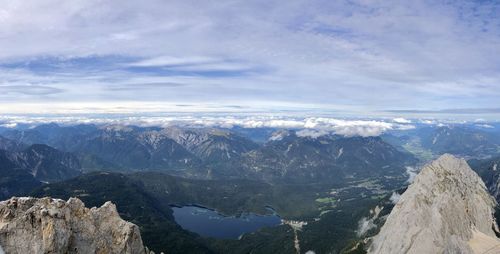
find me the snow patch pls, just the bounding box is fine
[432,136,438,145]
[269,131,288,141]
[336,147,343,159]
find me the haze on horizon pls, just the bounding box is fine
[0,0,499,119]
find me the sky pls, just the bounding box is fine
[0,0,499,118]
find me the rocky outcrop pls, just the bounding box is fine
[0,197,147,254]
[369,154,500,254]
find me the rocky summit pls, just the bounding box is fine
[369,154,500,254]
[0,197,148,254]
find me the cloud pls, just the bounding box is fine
[166,62,256,72]
[420,119,437,125]
[476,124,494,129]
[396,124,416,131]
[208,117,402,137]
[405,166,419,183]
[296,129,330,138]
[356,205,383,237]
[356,217,376,237]
[0,114,416,137]
[0,1,498,114]
[106,82,188,91]
[0,84,63,95]
[0,123,17,128]
[386,108,500,115]
[127,56,217,67]
[303,118,403,137]
[127,56,257,72]
[389,192,401,204]
[393,118,412,124]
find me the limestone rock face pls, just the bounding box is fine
[369,154,500,254]
[0,197,146,254]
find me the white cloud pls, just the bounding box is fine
[0,1,498,113]
[301,118,396,137]
[356,216,376,237]
[356,205,383,236]
[476,124,494,129]
[393,118,412,124]
[0,114,414,137]
[0,123,17,128]
[389,192,401,204]
[127,56,217,67]
[395,124,416,131]
[405,166,419,183]
[169,62,256,72]
[420,119,436,125]
[296,129,330,138]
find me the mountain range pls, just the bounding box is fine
[0,124,416,184]
[2,122,500,253]
[0,143,82,200]
[229,130,416,183]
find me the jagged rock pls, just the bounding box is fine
[369,154,500,254]
[0,197,148,254]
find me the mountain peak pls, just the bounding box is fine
[425,153,470,173]
[0,197,149,253]
[369,154,500,254]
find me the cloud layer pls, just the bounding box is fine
[0,1,498,115]
[0,114,418,137]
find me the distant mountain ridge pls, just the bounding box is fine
[0,143,81,182]
[418,126,500,157]
[14,144,81,182]
[224,130,416,183]
[1,124,258,171]
[161,127,259,163]
[0,143,82,200]
[0,135,24,151]
[0,123,417,184]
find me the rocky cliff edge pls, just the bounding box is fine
[0,197,149,254]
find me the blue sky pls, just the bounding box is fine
[0,0,499,118]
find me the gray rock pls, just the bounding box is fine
[369,154,500,254]
[0,197,148,254]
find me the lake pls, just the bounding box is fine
[171,205,282,239]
